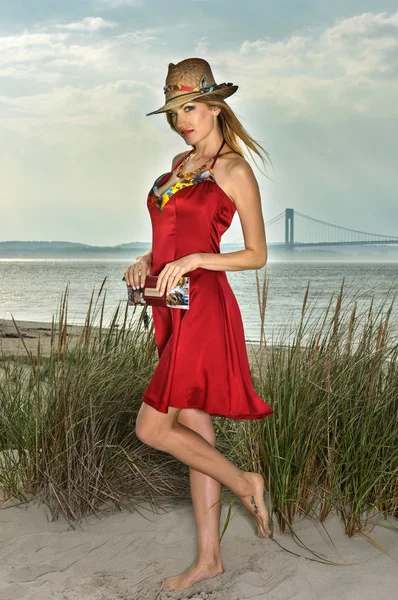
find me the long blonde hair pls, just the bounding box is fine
[165,94,273,178]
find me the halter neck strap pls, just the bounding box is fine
[210,139,226,169]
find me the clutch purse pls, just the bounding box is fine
[122,274,190,310]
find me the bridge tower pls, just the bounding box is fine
[285,208,294,247]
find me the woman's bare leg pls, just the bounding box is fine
[160,408,224,590]
[136,402,271,591]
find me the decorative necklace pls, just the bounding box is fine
[176,150,216,179]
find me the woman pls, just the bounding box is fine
[123,58,274,592]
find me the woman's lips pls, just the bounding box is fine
[181,130,194,136]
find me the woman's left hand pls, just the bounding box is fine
[156,253,201,295]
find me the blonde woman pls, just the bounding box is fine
[124,58,273,592]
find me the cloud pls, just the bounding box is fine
[0,10,397,131]
[0,27,161,85]
[55,17,118,32]
[0,31,69,65]
[95,0,143,7]
[0,31,70,82]
[194,37,209,55]
[0,79,152,133]
[1,9,397,244]
[208,10,398,121]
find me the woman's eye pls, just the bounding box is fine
[171,106,193,117]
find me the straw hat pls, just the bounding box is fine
[146,57,238,117]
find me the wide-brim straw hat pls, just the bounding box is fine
[146,57,238,117]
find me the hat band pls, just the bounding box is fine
[163,82,231,94]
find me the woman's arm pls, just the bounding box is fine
[124,248,152,288]
[136,247,153,262]
[197,159,267,271]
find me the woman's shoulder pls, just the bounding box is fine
[213,146,257,203]
[215,145,250,180]
[219,146,245,167]
[171,151,189,170]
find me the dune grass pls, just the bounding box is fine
[0,272,397,542]
[248,273,398,538]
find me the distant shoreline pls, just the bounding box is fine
[1,240,398,261]
[2,253,398,262]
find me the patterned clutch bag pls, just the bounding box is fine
[123,275,190,310]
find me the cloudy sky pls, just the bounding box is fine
[0,1,397,246]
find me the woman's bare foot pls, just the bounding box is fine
[239,472,273,538]
[161,559,224,591]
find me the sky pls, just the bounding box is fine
[0,0,397,246]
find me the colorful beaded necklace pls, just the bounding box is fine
[175,149,218,179]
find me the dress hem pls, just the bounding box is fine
[141,397,274,421]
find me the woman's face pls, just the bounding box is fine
[167,101,220,144]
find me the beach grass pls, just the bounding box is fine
[247,272,398,538]
[0,272,397,541]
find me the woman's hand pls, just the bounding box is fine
[157,253,200,295]
[123,254,152,289]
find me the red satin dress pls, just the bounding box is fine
[141,139,273,420]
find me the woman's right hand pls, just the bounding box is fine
[123,254,152,289]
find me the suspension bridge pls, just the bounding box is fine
[227,208,398,248]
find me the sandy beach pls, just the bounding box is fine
[0,496,397,599]
[0,317,271,374]
[0,318,94,358]
[1,318,397,599]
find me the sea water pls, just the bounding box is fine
[0,258,397,344]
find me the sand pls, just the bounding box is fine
[0,497,397,599]
[1,319,397,598]
[0,317,272,376]
[0,318,90,358]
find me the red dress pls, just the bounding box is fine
[141,140,274,420]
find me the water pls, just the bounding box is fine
[1,258,397,344]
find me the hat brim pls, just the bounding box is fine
[145,85,238,117]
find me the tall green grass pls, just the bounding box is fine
[0,273,397,540]
[0,280,190,520]
[248,273,398,537]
